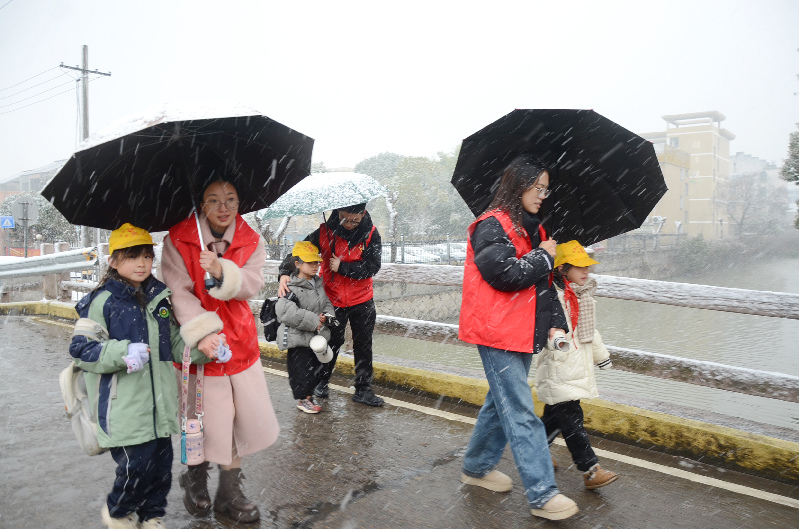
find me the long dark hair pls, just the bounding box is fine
[97,244,155,305]
[486,154,549,233]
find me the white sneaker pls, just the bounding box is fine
[530,493,579,520]
[101,504,139,529]
[460,470,513,492]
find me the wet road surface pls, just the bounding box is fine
[1,316,798,529]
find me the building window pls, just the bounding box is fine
[669,137,679,148]
[680,196,684,209]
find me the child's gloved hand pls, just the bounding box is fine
[123,353,143,373]
[214,343,232,363]
[128,343,150,364]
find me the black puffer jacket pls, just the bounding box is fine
[470,211,568,353]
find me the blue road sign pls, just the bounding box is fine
[1,216,14,229]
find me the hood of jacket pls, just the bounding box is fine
[77,276,165,314]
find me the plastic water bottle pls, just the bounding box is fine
[184,419,204,465]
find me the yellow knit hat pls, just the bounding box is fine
[554,240,600,268]
[108,223,154,254]
[292,241,323,262]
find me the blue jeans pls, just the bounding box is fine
[462,345,559,508]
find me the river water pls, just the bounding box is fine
[373,256,799,431]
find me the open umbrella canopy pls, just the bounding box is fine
[41,103,314,232]
[451,109,667,246]
[259,172,388,219]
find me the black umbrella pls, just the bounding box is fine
[451,109,667,246]
[41,105,314,232]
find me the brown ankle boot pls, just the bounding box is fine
[583,464,619,490]
[179,461,212,516]
[214,467,260,522]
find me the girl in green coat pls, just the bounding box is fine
[69,223,209,529]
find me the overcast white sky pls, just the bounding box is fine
[1,0,797,180]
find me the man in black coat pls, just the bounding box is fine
[278,203,384,406]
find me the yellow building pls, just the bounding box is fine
[640,111,735,239]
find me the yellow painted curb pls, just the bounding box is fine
[577,397,799,483]
[260,340,799,483]
[6,303,798,484]
[0,300,78,319]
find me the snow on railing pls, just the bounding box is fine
[0,247,98,279]
[264,261,799,403]
[354,262,799,320]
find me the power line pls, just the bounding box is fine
[0,76,105,115]
[0,66,59,92]
[0,74,72,100]
[0,78,81,108]
[0,0,15,11]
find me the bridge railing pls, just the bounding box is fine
[263,261,799,404]
[2,253,797,404]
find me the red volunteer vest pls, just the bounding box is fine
[458,209,549,353]
[169,214,261,376]
[318,223,376,308]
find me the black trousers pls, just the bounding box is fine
[108,437,172,521]
[321,299,376,390]
[541,400,598,472]
[287,346,325,400]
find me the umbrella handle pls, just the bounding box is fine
[194,210,217,291]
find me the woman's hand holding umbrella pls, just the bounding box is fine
[199,250,223,281]
[539,239,557,258]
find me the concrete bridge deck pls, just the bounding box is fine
[1,315,798,529]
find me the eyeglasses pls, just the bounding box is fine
[532,185,551,198]
[338,213,363,226]
[204,198,240,211]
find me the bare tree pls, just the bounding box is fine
[723,172,760,236]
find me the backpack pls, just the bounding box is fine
[61,315,110,456]
[59,361,107,456]
[259,290,298,342]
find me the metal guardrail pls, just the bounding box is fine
[0,247,98,279]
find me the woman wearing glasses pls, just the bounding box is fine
[458,154,578,520]
[161,180,279,523]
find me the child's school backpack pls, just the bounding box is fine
[59,361,107,456]
[259,290,298,342]
[60,316,109,456]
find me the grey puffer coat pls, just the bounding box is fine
[275,274,336,350]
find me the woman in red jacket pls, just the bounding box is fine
[458,154,578,521]
[161,180,280,523]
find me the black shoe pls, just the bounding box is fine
[179,461,212,517]
[313,380,329,398]
[214,468,260,523]
[352,388,384,407]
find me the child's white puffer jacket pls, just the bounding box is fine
[534,286,610,405]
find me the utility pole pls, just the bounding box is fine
[60,45,111,248]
